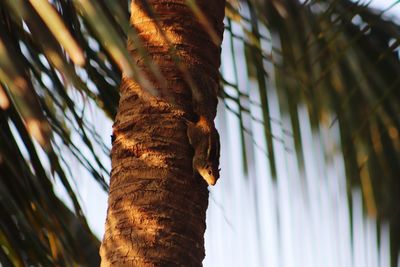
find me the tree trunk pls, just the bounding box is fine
[100,0,225,266]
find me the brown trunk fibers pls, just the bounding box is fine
[100,1,225,266]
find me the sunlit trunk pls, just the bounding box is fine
[100,0,225,266]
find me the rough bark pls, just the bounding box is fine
[100,0,225,266]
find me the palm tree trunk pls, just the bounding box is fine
[100,0,225,266]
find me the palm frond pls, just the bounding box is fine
[222,0,400,263]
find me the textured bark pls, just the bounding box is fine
[100,0,225,266]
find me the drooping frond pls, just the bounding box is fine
[222,0,400,264]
